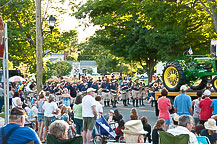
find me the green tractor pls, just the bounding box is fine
[162,40,217,92]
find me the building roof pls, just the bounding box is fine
[66,61,97,67]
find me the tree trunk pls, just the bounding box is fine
[213,13,217,34]
[146,58,156,84]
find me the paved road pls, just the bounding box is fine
[103,100,158,127]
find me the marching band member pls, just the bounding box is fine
[110,80,118,108]
[132,79,140,107]
[121,80,128,106]
[101,79,110,107]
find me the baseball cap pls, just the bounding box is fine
[87,88,96,93]
[180,85,187,91]
[204,89,211,96]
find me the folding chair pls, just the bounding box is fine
[47,134,82,144]
[196,136,210,144]
[159,131,189,144]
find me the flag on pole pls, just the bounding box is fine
[188,47,193,55]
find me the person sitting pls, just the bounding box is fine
[152,119,165,144]
[201,118,217,144]
[167,115,198,144]
[113,109,123,123]
[122,120,147,143]
[194,124,204,136]
[141,116,152,143]
[49,120,69,140]
[0,107,41,144]
[115,119,125,141]
[130,108,139,120]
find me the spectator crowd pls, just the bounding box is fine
[0,74,217,144]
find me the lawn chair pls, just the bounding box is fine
[159,131,189,144]
[196,136,210,144]
[47,134,82,144]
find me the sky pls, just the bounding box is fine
[47,0,98,43]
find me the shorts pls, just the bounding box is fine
[44,116,55,127]
[83,117,96,131]
[160,118,170,125]
[121,93,128,100]
[37,113,44,122]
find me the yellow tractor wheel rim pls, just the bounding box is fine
[214,79,217,89]
[164,66,179,88]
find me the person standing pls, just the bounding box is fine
[199,89,213,125]
[192,90,203,128]
[0,83,4,113]
[42,95,58,142]
[101,79,110,107]
[174,85,192,116]
[61,88,71,107]
[110,80,118,108]
[121,81,128,106]
[12,91,22,108]
[36,90,47,141]
[157,88,171,131]
[82,88,97,144]
[73,96,83,136]
[132,79,140,107]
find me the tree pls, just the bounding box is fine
[199,0,217,34]
[0,0,78,71]
[74,0,212,82]
[53,61,72,77]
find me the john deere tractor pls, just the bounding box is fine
[162,40,217,92]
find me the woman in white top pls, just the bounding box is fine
[42,94,58,142]
[12,91,22,108]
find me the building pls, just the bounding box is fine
[44,52,98,77]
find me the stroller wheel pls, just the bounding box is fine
[93,134,103,144]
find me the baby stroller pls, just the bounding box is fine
[93,116,117,144]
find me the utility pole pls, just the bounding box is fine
[36,0,43,95]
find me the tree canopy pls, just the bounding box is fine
[0,0,78,73]
[73,0,215,82]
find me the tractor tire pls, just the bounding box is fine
[190,77,208,90]
[162,62,185,92]
[212,76,217,92]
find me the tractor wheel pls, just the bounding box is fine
[190,77,208,90]
[212,76,217,92]
[162,62,185,92]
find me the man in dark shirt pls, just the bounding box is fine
[110,80,118,108]
[101,79,110,107]
[67,82,76,98]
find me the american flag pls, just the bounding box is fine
[188,47,193,55]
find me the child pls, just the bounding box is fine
[115,119,125,142]
[192,90,203,128]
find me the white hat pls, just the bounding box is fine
[122,120,148,135]
[109,110,114,113]
[84,83,88,85]
[173,113,180,122]
[180,85,187,91]
[204,119,217,130]
[204,89,211,96]
[87,88,96,93]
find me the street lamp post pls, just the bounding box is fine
[77,49,81,80]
